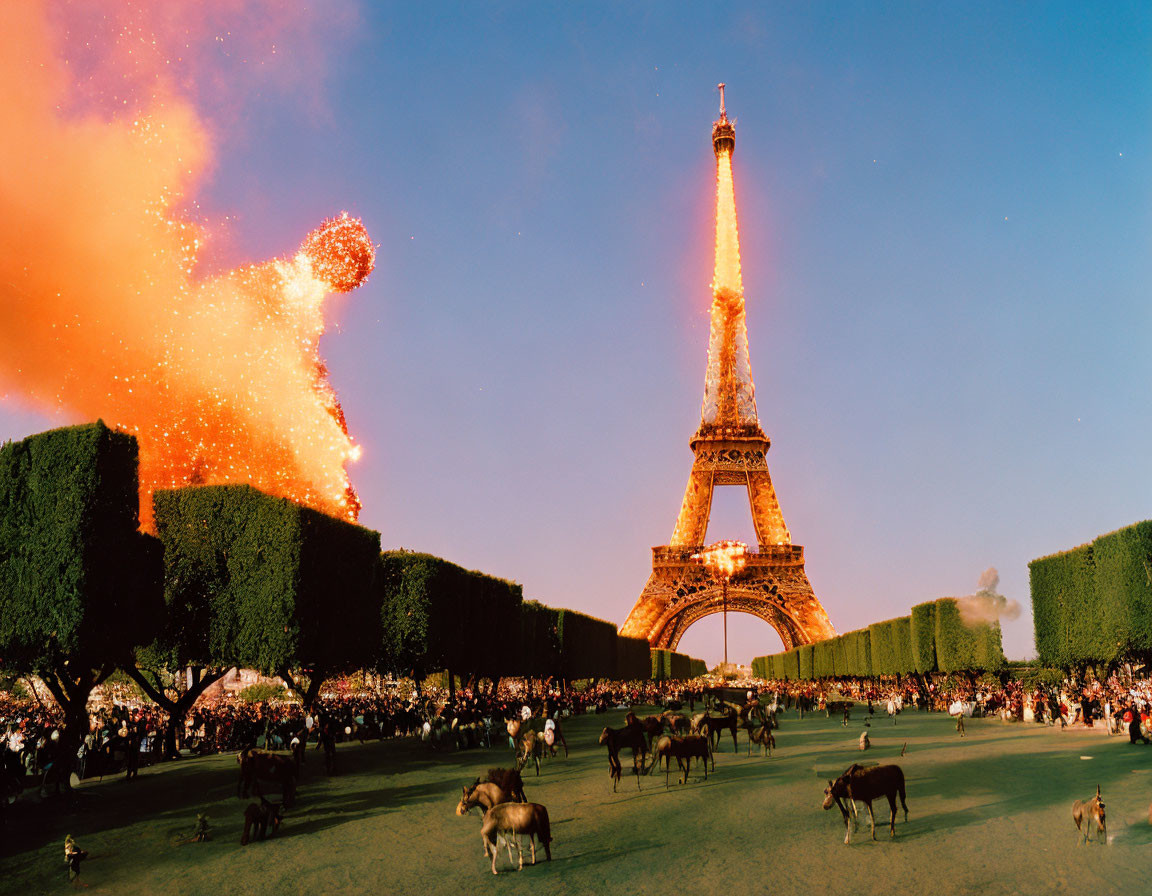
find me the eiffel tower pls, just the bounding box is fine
[620,85,837,654]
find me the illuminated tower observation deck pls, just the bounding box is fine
[620,85,837,653]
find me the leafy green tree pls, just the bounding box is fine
[152,485,381,709]
[0,422,163,772]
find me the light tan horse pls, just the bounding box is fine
[480,802,552,874]
[1072,786,1106,845]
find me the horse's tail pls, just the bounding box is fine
[535,804,552,846]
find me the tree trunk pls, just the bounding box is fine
[124,665,227,760]
[40,662,112,794]
[447,668,456,702]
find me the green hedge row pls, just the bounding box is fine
[752,597,1006,680]
[1030,522,1152,668]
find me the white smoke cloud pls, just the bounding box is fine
[958,567,1022,627]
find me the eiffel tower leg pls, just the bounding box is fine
[670,469,714,547]
[746,470,790,547]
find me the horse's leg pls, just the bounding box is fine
[529,833,536,865]
[867,801,877,841]
[515,835,524,870]
[839,800,851,844]
[887,792,897,838]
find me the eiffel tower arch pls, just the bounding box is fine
[620,86,836,654]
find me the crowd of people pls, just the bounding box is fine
[4,668,1152,796]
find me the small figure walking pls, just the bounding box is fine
[193,813,211,842]
[64,834,88,888]
[956,713,966,738]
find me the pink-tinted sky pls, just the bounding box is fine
[3,2,1150,664]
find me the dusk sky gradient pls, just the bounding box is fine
[3,2,1150,664]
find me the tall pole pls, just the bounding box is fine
[722,577,728,667]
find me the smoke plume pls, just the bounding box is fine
[0,2,369,528]
[958,567,1022,627]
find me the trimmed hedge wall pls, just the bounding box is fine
[557,609,617,680]
[0,422,163,675]
[893,616,915,674]
[1093,522,1152,662]
[813,638,835,678]
[910,601,937,673]
[798,644,815,680]
[158,485,381,689]
[616,635,652,681]
[1029,543,1098,668]
[689,658,708,678]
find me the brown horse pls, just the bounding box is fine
[480,802,552,875]
[1072,786,1106,844]
[661,711,690,735]
[747,723,775,757]
[517,730,542,776]
[457,780,513,817]
[647,734,712,786]
[599,724,648,792]
[240,798,282,845]
[822,763,908,844]
[237,748,297,807]
[626,712,665,748]
[485,768,527,803]
[702,709,738,752]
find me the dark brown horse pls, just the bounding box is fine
[747,723,775,757]
[822,763,908,844]
[626,712,665,748]
[702,709,738,752]
[647,734,713,785]
[237,748,297,807]
[517,730,542,776]
[485,768,527,803]
[599,724,648,792]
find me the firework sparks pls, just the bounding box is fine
[0,2,372,529]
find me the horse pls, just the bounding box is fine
[237,748,297,807]
[485,768,527,803]
[822,763,908,844]
[626,712,665,748]
[599,724,648,792]
[240,797,282,845]
[703,709,738,753]
[747,723,775,757]
[661,711,690,735]
[690,711,710,735]
[480,802,552,875]
[517,730,542,776]
[457,780,513,817]
[647,734,712,786]
[1072,786,1106,845]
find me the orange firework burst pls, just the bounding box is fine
[300,212,375,294]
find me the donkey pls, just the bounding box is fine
[822,763,908,844]
[485,768,527,803]
[1072,786,1106,845]
[517,730,543,777]
[480,802,552,875]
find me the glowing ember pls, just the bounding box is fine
[300,213,376,294]
[692,540,749,579]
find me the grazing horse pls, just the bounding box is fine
[480,802,552,875]
[1072,786,1106,845]
[485,768,527,803]
[456,780,513,817]
[237,748,297,807]
[517,730,543,776]
[599,724,648,792]
[703,709,738,753]
[747,723,775,757]
[240,797,282,845]
[647,734,712,786]
[823,764,908,844]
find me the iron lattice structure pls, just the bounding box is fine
[620,87,837,652]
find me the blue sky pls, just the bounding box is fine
[4,2,1150,663]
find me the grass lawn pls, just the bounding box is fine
[3,708,1150,896]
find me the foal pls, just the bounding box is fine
[1072,786,1106,845]
[480,803,552,875]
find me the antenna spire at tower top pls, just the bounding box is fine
[718,82,727,119]
[712,83,735,156]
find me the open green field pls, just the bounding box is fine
[3,709,1150,896]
